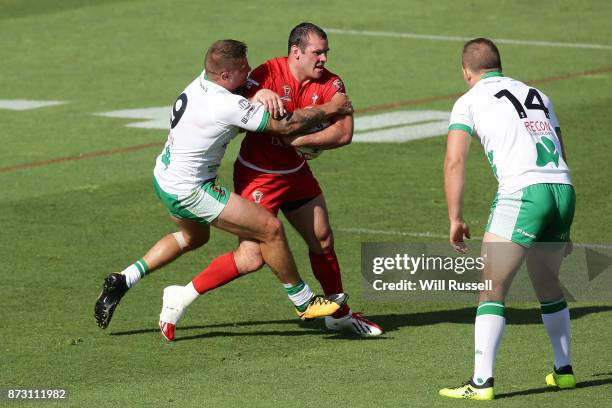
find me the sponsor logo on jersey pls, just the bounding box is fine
[515,228,536,239]
[241,105,256,124]
[239,99,251,110]
[252,190,263,203]
[535,136,560,167]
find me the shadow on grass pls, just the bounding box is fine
[368,305,612,332]
[173,329,324,342]
[496,376,612,399]
[109,305,611,339]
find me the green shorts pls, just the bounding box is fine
[153,176,230,225]
[485,183,575,247]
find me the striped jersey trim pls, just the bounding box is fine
[448,123,474,136]
[256,111,270,133]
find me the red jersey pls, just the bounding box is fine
[237,57,345,172]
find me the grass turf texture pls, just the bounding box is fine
[1,0,612,406]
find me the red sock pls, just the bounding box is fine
[192,252,240,294]
[309,250,350,317]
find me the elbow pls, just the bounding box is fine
[444,158,464,175]
[336,132,353,147]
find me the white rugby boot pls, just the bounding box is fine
[325,310,384,336]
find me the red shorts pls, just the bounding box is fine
[233,160,322,215]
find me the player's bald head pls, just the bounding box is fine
[205,39,248,73]
[462,38,502,73]
[288,22,327,53]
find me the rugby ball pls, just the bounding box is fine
[295,118,329,160]
[296,145,323,160]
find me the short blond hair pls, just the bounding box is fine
[204,39,247,73]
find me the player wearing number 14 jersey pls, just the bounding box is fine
[230,23,383,336]
[440,38,576,400]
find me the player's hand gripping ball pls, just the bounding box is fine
[295,145,323,160]
[295,117,328,160]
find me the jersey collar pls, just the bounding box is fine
[481,71,503,80]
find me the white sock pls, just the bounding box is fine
[121,258,149,288]
[473,302,505,386]
[182,282,200,307]
[541,299,571,369]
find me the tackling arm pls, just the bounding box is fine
[250,89,286,119]
[444,129,472,253]
[262,93,353,137]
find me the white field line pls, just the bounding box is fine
[338,227,449,239]
[337,227,612,249]
[325,28,612,51]
[0,99,66,111]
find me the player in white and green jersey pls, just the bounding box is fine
[95,40,352,336]
[152,68,269,224]
[440,38,576,400]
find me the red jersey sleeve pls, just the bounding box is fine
[320,76,346,103]
[244,63,271,99]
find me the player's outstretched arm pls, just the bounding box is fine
[444,129,472,253]
[250,89,286,119]
[262,93,353,136]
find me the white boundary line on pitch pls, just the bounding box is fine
[325,28,612,50]
[337,227,612,249]
[338,227,449,239]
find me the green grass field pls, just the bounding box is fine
[1,1,612,406]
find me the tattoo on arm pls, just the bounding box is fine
[266,108,326,136]
[288,109,326,129]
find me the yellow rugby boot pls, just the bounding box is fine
[546,365,576,389]
[295,293,348,320]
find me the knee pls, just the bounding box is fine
[178,231,209,251]
[262,216,284,242]
[234,245,265,274]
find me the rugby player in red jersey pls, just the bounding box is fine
[231,23,383,335]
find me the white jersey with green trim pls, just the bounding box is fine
[449,72,571,195]
[153,71,269,194]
